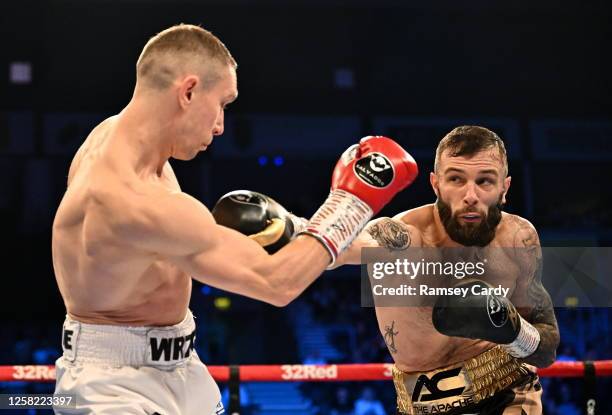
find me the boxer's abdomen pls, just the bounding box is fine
[375,306,495,372]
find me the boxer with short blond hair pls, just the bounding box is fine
[136,24,236,91]
[51,23,418,415]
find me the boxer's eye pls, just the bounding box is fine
[477,178,495,186]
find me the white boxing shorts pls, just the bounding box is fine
[53,311,224,415]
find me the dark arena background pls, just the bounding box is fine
[1,0,610,414]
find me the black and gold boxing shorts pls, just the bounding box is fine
[393,346,537,415]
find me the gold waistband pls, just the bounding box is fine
[393,346,532,415]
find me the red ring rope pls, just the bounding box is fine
[1,361,610,383]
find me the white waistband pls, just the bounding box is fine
[61,311,197,369]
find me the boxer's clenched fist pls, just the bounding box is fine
[301,136,418,263]
[212,190,306,254]
[332,136,419,214]
[432,279,541,358]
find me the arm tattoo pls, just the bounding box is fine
[515,223,560,367]
[384,320,399,354]
[367,219,411,250]
[525,270,560,367]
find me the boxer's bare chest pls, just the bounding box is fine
[374,219,522,371]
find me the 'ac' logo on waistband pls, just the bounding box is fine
[412,367,465,402]
[149,329,196,362]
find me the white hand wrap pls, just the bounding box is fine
[299,189,373,264]
[503,315,541,358]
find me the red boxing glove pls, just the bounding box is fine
[332,136,418,215]
[301,136,418,263]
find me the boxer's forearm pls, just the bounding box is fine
[521,280,560,367]
[331,236,370,268]
[253,235,332,305]
[524,322,559,367]
[268,219,414,299]
[181,223,329,307]
[261,221,415,302]
[203,235,331,306]
[512,223,560,367]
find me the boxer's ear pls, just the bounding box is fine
[178,75,199,108]
[501,176,512,204]
[430,172,440,198]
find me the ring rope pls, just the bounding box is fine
[1,361,611,383]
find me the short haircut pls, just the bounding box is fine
[136,23,237,90]
[434,125,508,176]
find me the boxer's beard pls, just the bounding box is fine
[436,194,504,246]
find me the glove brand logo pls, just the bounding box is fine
[354,153,394,188]
[411,367,465,402]
[369,154,392,172]
[487,295,509,327]
[229,192,266,207]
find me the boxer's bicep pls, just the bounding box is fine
[117,191,219,256]
[512,220,548,319]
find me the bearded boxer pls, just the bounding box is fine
[51,24,418,415]
[334,126,559,414]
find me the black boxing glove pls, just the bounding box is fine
[212,190,306,254]
[432,279,541,358]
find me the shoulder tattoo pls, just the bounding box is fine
[511,217,540,250]
[367,218,412,250]
[512,219,542,274]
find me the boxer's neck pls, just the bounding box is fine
[116,91,175,178]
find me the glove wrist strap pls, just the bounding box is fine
[299,189,373,264]
[503,315,541,358]
[286,213,308,237]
